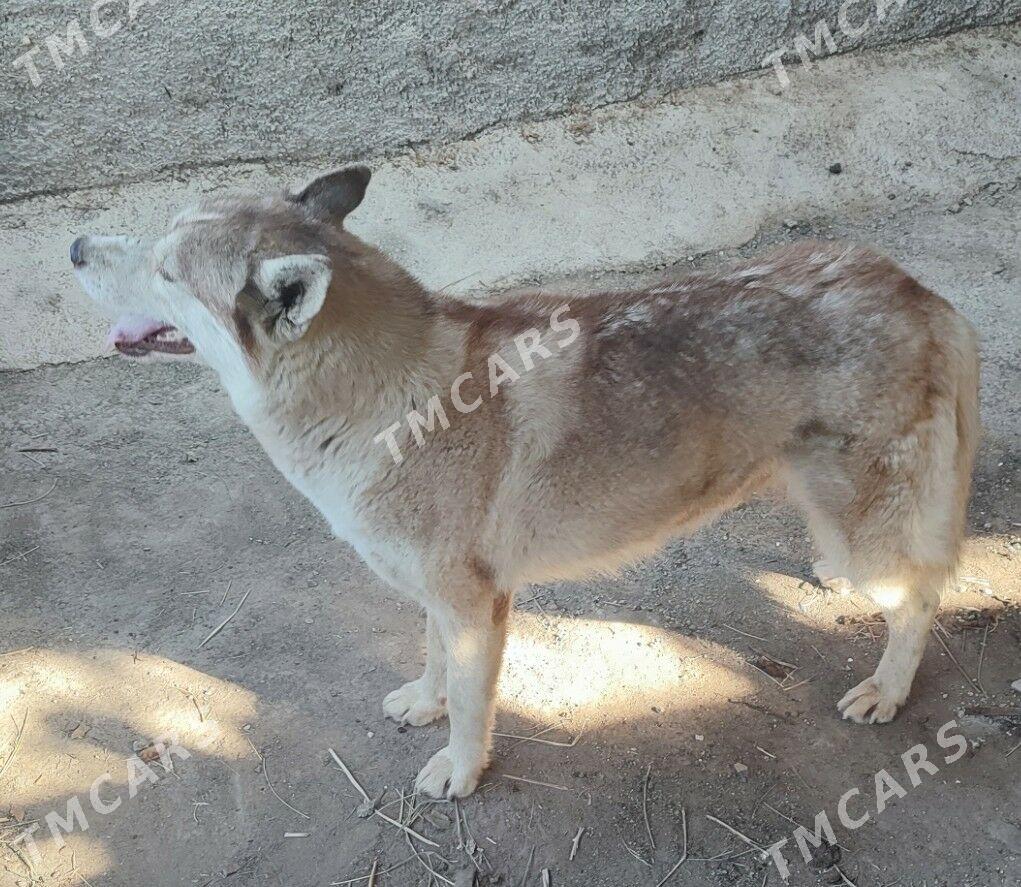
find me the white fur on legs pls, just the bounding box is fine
[384,613,447,726]
[838,572,941,724]
[414,596,508,799]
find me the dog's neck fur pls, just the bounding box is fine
[223,238,460,491]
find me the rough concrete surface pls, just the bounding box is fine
[1,184,1019,887]
[2,1,1019,200]
[2,26,1020,369]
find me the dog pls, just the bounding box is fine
[71,165,980,798]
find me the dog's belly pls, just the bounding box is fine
[495,452,776,587]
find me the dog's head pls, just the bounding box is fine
[71,165,371,374]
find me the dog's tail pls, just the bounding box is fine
[946,312,981,575]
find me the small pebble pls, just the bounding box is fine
[1011,678,1021,693]
[828,162,843,174]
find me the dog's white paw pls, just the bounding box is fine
[383,680,447,727]
[813,559,853,594]
[838,676,903,724]
[414,746,485,799]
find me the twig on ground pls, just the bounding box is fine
[622,838,653,868]
[654,808,688,887]
[246,737,309,819]
[976,623,990,690]
[1005,739,1021,758]
[457,800,485,873]
[569,826,585,861]
[750,648,800,671]
[781,677,812,693]
[326,747,371,804]
[179,688,206,723]
[745,660,785,686]
[763,803,852,853]
[831,865,858,886]
[454,798,464,850]
[501,773,569,791]
[330,856,416,886]
[6,842,35,878]
[492,727,583,748]
[0,545,40,569]
[1,480,57,509]
[642,764,657,852]
[518,846,535,887]
[68,850,96,887]
[724,623,769,642]
[705,814,768,857]
[220,579,233,607]
[198,589,251,648]
[327,748,438,847]
[931,627,983,694]
[0,712,28,782]
[401,793,455,886]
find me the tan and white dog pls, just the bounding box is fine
[72,166,980,798]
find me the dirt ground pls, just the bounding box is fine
[1,186,1019,886]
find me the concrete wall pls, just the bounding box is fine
[2,25,1019,369]
[2,0,1019,201]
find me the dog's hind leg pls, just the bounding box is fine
[789,318,979,723]
[383,612,449,726]
[837,565,945,723]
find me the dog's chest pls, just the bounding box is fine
[258,427,428,597]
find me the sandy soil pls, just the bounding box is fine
[1,188,1019,886]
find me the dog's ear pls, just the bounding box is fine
[255,254,332,340]
[293,165,371,224]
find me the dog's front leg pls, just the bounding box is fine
[383,612,448,726]
[414,591,510,799]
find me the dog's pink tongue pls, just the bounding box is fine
[107,314,166,348]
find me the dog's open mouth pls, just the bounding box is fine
[107,314,195,358]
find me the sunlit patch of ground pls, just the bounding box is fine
[499,612,755,727]
[0,649,257,882]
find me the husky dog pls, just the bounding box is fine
[72,166,979,798]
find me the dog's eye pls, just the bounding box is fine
[158,264,176,283]
[278,279,305,310]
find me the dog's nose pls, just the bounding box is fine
[70,236,86,267]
